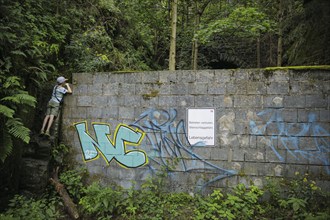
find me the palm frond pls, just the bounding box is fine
[6,118,31,144]
[0,104,15,118]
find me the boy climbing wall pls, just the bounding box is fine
[40,76,72,137]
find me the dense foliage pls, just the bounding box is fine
[0,0,328,209]
[0,171,329,219]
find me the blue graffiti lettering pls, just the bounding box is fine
[130,108,237,188]
[74,122,148,168]
[249,109,330,174]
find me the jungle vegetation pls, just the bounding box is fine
[0,0,329,218]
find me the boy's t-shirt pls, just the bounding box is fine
[50,85,67,103]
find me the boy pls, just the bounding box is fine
[40,76,72,137]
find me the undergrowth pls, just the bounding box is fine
[0,171,329,220]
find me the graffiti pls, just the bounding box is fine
[74,122,148,168]
[249,109,330,174]
[130,108,237,188]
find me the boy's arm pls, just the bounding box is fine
[65,83,72,94]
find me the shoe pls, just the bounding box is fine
[39,130,45,136]
[44,131,50,137]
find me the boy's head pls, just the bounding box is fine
[57,76,67,84]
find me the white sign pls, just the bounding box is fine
[187,108,215,146]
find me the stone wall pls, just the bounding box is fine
[61,69,330,193]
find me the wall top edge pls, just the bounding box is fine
[72,65,330,76]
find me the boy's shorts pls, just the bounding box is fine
[46,100,60,117]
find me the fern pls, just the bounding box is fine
[0,73,36,162]
[2,76,21,89]
[1,93,36,108]
[28,65,52,87]
[10,50,27,57]
[28,66,49,80]
[6,118,31,144]
[0,126,14,162]
[0,104,15,118]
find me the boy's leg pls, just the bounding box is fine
[41,115,50,133]
[45,115,55,135]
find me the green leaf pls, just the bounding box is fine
[103,198,109,209]
[10,50,27,57]
[0,105,15,118]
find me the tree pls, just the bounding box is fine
[118,0,170,70]
[277,0,284,66]
[191,0,212,70]
[169,0,178,70]
[196,5,275,67]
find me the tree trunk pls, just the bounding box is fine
[277,0,283,66]
[191,40,198,70]
[191,0,211,70]
[169,0,178,71]
[269,34,274,66]
[49,167,79,220]
[257,37,261,68]
[191,7,200,70]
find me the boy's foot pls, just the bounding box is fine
[39,130,45,136]
[44,131,50,137]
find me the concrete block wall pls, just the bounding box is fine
[61,69,330,193]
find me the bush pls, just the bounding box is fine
[3,195,62,220]
[263,173,330,220]
[59,168,86,201]
[194,184,265,220]
[79,182,124,219]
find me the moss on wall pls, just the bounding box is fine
[264,65,330,71]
